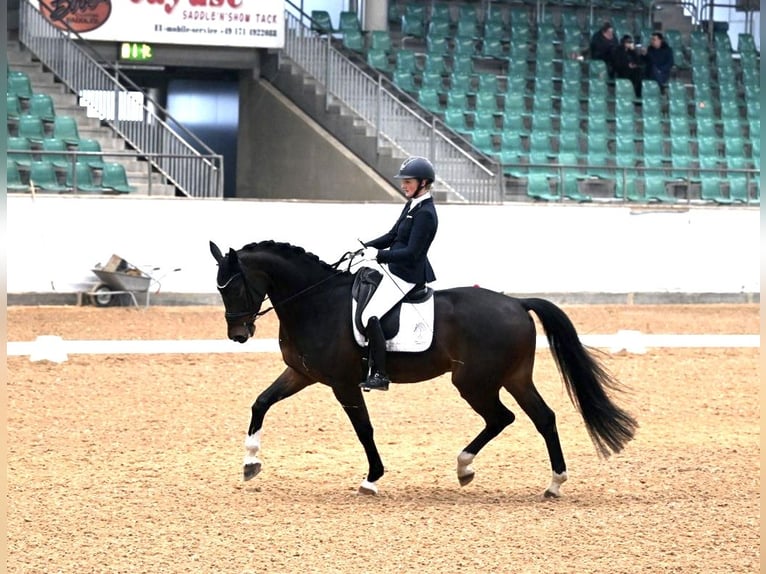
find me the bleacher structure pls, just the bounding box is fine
[6,68,140,195]
[313,0,760,205]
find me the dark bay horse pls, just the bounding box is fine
[210,240,637,497]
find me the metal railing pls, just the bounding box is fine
[19,0,224,198]
[282,4,503,204]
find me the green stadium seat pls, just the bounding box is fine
[100,163,136,194]
[29,160,68,192]
[444,108,470,135]
[7,136,35,168]
[6,158,29,192]
[423,53,448,75]
[369,30,392,52]
[342,28,365,53]
[558,132,581,154]
[446,90,467,110]
[41,137,70,170]
[427,34,450,54]
[453,35,477,56]
[7,93,22,123]
[614,170,641,201]
[367,48,393,73]
[417,87,442,114]
[29,93,56,123]
[393,70,417,93]
[430,3,451,23]
[500,130,523,152]
[8,71,33,100]
[449,72,473,94]
[66,161,106,193]
[451,54,475,75]
[585,153,614,179]
[310,10,335,34]
[700,177,728,203]
[18,115,46,145]
[483,18,507,42]
[456,19,479,40]
[472,109,498,135]
[473,90,499,113]
[401,11,425,38]
[76,138,107,170]
[470,129,495,155]
[395,49,418,73]
[737,33,756,54]
[53,116,81,146]
[480,37,505,59]
[339,11,361,34]
[526,172,560,201]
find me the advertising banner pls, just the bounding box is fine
[34,0,285,48]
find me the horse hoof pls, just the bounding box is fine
[358,479,378,495]
[458,472,475,487]
[543,489,561,499]
[243,462,262,481]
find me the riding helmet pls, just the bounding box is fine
[394,156,435,184]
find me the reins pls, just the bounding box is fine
[243,248,363,320]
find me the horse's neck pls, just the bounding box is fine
[245,250,337,308]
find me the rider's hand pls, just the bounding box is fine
[361,246,378,261]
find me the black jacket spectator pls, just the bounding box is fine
[613,35,644,97]
[589,23,618,74]
[643,33,674,87]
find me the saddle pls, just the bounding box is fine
[351,268,434,352]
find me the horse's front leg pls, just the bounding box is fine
[244,367,314,481]
[331,383,384,495]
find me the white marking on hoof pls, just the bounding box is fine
[358,480,378,495]
[244,430,262,453]
[543,471,568,498]
[457,451,476,485]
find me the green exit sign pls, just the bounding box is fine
[120,43,153,61]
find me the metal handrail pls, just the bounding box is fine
[281,1,503,204]
[18,0,224,198]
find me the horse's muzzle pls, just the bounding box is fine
[229,321,255,343]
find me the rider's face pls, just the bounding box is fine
[401,178,422,198]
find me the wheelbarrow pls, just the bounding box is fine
[89,255,178,307]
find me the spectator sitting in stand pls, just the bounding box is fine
[642,32,674,90]
[613,35,644,98]
[589,22,619,76]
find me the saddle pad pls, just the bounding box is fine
[352,297,434,352]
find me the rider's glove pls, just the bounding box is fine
[361,246,378,261]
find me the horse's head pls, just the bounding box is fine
[210,241,268,343]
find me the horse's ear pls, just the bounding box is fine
[228,248,238,262]
[210,241,224,264]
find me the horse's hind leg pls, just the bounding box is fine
[244,367,314,481]
[506,379,568,498]
[453,376,517,487]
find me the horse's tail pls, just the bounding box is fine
[520,297,638,458]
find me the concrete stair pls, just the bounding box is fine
[7,41,176,196]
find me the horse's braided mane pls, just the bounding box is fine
[241,240,347,274]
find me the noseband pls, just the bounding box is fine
[218,272,267,323]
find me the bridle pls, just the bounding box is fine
[217,272,267,323]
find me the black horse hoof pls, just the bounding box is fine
[243,462,262,481]
[458,471,475,487]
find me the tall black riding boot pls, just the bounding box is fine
[360,317,390,391]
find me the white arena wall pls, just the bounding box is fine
[6,195,760,304]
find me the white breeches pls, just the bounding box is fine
[360,262,415,327]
